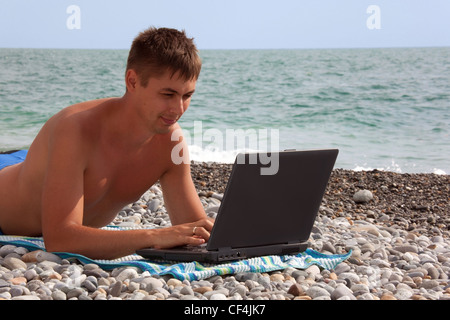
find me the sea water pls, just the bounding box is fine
[0,47,449,174]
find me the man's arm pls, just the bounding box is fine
[159,136,213,240]
[41,119,212,260]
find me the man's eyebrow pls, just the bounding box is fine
[161,88,195,94]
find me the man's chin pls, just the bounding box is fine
[154,124,175,135]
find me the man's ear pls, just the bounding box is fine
[125,69,138,92]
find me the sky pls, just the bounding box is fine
[0,0,449,50]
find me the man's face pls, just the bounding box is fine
[133,70,197,135]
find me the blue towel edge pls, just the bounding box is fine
[0,236,352,280]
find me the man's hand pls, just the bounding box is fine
[151,218,214,249]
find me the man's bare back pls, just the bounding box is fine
[0,28,213,259]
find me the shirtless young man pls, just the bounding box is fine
[0,27,213,260]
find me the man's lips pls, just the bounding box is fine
[160,116,178,125]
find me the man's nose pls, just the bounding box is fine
[171,97,186,114]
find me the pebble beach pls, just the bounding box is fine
[0,162,449,301]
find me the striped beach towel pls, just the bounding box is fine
[0,230,351,281]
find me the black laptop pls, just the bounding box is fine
[137,149,338,263]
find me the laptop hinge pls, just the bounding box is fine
[217,247,233,252]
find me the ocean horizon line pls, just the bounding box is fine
[1,45,449,51]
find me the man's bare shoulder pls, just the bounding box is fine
[26,98,116,170]
[46,98,113,138]
[50,98,113,125]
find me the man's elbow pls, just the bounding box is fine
[42,228,77,253]
[43,237,70,253]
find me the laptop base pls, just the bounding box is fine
[137,242,308,263]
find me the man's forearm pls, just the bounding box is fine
[44,224,155,260]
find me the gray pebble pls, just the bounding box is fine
[180,286,195,296]
[394,245,418,253]
[110,280,123,297]
[82,279,97,292]
[421,280,440,289]
[35,251,63,264]
[353,190,373,203]
[2,257,27,270]
[10,286,24,297]
[235,272,258,282]
[331,284,356,300]
[230,284,248,298]
[395,288,413,300]
[306,286,331,299]
[67,288,85,299]
[0,245,18,257]
[209,293,227,300]
[0,279,11,288]
[116,268,139,282]
[0,292,12,299]
[52,290,67,300]
[147,199,161,212]
[142,277,164,291]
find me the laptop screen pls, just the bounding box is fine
[207,149,338,251]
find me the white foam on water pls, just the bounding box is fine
[352,159,403,173]
[432,168,447,175]
[353,159,448,175]
[189,147,449,175]
[188,145,253,164]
